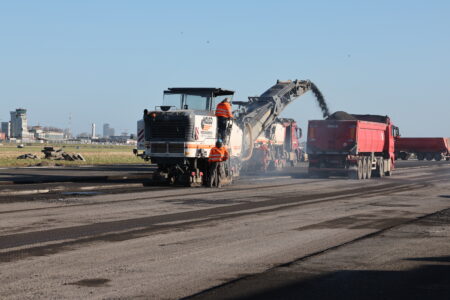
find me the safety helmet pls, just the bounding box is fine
[216,139,223,148]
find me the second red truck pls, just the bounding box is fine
[395,137,450,161]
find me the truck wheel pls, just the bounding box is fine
[377,159,384,178]
[400,152,408,160]
[417,153,425,161]
[367,158,372,179]
[357,159,363,180]
[362,158,368,180]
[434,153,442,161]
[425,153,434,161]
[268,161,276,171]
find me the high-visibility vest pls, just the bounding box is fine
[215,102,233,118]
[209,146,229,162]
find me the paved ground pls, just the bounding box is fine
[0,161,448,299]
[189,208,450,300]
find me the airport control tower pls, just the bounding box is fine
[10,108,32,140]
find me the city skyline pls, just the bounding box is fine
[1,107,121,138]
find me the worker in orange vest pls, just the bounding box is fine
[215,98,233,141]
[208,139,229,187]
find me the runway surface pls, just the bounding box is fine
[0,160,449,299]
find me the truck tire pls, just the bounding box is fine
[379,159,385,177]
[362,158,368,180]
[268,161,276,171]
[400,152,409,160]
[434,153,442,161]
[357,159,363,180]
[367,157,372,179]
[425,153,434,161]
[417,153,425,161]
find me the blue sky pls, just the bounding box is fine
[0,0,449,137]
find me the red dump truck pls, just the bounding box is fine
[307,113,398,179]
[395,137,450,161]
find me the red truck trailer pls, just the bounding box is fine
[307,113,398,179]
[395,137,450,161]
[243,118,303,172]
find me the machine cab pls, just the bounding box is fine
[161,88,234,112]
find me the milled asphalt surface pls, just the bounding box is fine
[0,160,448,299]
[188,208,450,300]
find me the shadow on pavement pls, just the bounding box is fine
[405,255,450,263]
[192,257,450,300]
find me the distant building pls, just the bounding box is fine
[30,126,65,141]
[63,128,73,139]
[91,123,96,138]
[110,135,137,145]
[103,123,115,138]
[10,108,33,141]
[0,122,10,139]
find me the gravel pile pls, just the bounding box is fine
[326,111,357,120]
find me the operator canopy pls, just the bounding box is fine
[164,88,234,97]
[162,88,235,111]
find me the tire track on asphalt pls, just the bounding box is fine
[0,177,442,263]
[0,179,323,215]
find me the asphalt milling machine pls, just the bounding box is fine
[137,80,324,186]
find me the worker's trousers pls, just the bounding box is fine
[217,117,229,141]
[208,161,224,188]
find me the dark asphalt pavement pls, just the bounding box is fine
[188,208,450,300]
